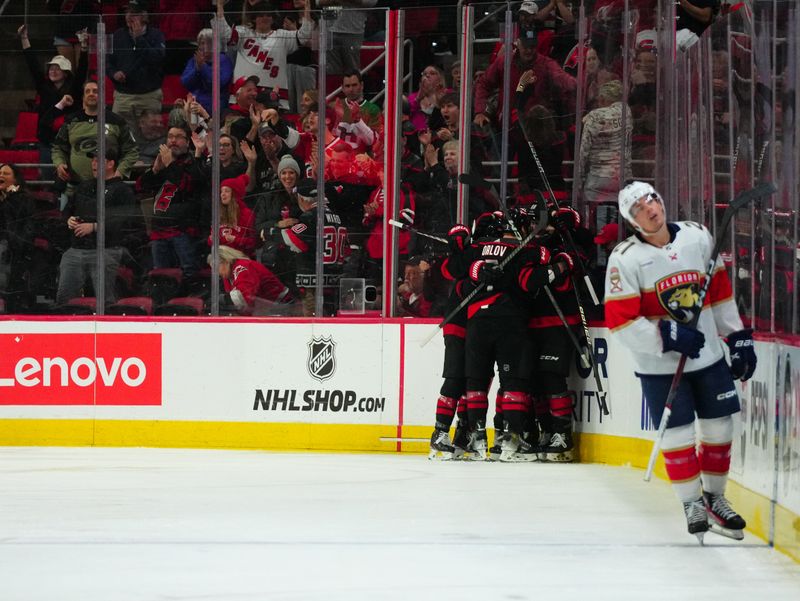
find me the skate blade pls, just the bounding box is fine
[428,449,454,461]
[467,450,488,461]
[452,448,467,460]
[500,452,538,463]
[708,522,744,540]
[694,532,705,545]
[544,451,574,463]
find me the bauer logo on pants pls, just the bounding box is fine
[0,333,162,405]
[307,336,336,382]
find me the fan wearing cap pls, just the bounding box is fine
[56,144,144,307]
[606,180,754,540]
[275,178,350,316]
[473,22,576,130]
[253,153,303,286]
[213,0,313,111]
[222,75,261,138]
[106,2,167,133]
[18,23,89,157]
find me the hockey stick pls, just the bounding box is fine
[643,181,776,482]
[387,219,448,245]
[418,195,551,348]
[458,172,592,370]
[514,102,601,306]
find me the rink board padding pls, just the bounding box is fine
[0,319,799,561]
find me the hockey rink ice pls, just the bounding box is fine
[1,448,799,601]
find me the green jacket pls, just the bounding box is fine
[51,110,139,182]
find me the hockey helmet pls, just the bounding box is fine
[618,180,663,232]
[472,211,505,239]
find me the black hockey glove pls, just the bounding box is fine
[447,224,471,254]
[469,259,503,286]
[726,328,756,381]
[659,319,705,359]
[553,251,575,273]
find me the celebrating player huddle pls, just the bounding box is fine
[428,198,588,464]
[426,180,760,544]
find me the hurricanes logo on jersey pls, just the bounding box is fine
[656,271,702,324]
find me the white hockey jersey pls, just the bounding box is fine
[215,17,313,109]
[604,221,744,375]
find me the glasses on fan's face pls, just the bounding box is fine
[630,193,660,219]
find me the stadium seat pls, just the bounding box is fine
[161,74,187,107]
[57,297,97,315]
[154,296,205,316]
[184,267,212,299]
[145,268,184,305]
[10,111,39,148]
[0,149,40,183]
[106,296,154,316]
[103,76,115,107]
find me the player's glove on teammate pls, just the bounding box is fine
[554,251,576,273]
[659,319,705,359]
[470,260,503,286]
[447,224,471,254]
[726,328,756,381]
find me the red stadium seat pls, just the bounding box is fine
[11,111,39,148]
[58,297,97,315]
[161,74,187,107]
[0,149,40,182]
[106,296,154,316]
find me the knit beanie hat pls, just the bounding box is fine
[221,174,249,203]
[277,154,301,176]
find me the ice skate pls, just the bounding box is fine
[499,432,538,462]
[467,428,488,461]
[539,431,574,462]
[452,420,469,460]
[428,429,454,460]
[683,498,709,544]
[488,428,506,461]
[703,492,746,540]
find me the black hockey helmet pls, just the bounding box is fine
[472,210,505,239]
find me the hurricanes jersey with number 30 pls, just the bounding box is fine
[604,221,743,375]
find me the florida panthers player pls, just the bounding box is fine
[605,181,756,542]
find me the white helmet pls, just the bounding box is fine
[618,180,662,232]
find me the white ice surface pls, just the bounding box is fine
[1,447,799,601]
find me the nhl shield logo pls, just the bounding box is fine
[656,271,702,324]
[307,336,336,382]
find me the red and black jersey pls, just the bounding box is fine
[280,204,349,289]
[527,228,592,329]
[457,236,552,320]
[137,155,200,240]
[225,259,291,314]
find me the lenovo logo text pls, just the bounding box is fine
[0,333,162,405]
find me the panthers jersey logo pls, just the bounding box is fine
[656,271,702,324]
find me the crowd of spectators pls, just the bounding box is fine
[1,1,675,318]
